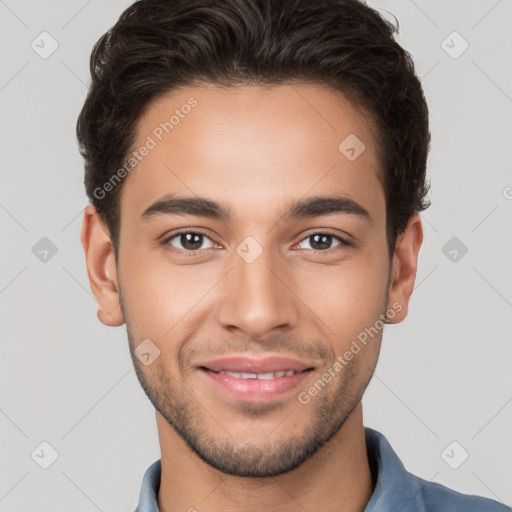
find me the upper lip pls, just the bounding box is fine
[200,356,315,374]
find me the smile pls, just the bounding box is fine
[210,369,300,379]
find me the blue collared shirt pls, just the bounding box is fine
[135,427,510,511]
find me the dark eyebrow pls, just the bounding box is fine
[141,194,231,221]
[279,195,371,223]
[140,193,371,223]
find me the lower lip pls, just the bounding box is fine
[200,368,313,402]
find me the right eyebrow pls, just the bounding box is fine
[140,194,232,221]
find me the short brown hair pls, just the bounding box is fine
[77,0,431,259]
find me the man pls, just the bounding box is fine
[77,0,509,511]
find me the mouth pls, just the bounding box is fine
[198,356,315,402]
[205,368,306,379]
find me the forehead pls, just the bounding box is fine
[119,83,385,224]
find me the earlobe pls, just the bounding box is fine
[81,205,125,327]
[386,213,423,324]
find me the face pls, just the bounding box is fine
[85,84,415,478]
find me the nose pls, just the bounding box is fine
[216,246,299,341]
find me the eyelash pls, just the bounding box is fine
[162,229,352,257]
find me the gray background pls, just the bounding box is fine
[1,0,511,510]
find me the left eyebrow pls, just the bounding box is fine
[279,195,372,223]
[140,193,371,224]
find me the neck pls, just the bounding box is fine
[156,403,374,512]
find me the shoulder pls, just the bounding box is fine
[363,427,510,512]
[415,474,510,512]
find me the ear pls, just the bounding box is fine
[386,213,423,324]
[80,205,125,327]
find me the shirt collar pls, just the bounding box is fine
[363,427,425,511]
[135,427,424,512]
[135,457,161,512]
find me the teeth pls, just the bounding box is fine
[256,372,276,380]
[217,370,298,379]
[240,372,257,379]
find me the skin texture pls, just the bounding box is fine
[81,84,423,512]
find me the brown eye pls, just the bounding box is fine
[166,231,216,252]
[297,233,348,251]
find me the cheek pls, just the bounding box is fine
[307,250,389,344]
[119,254,217,335]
